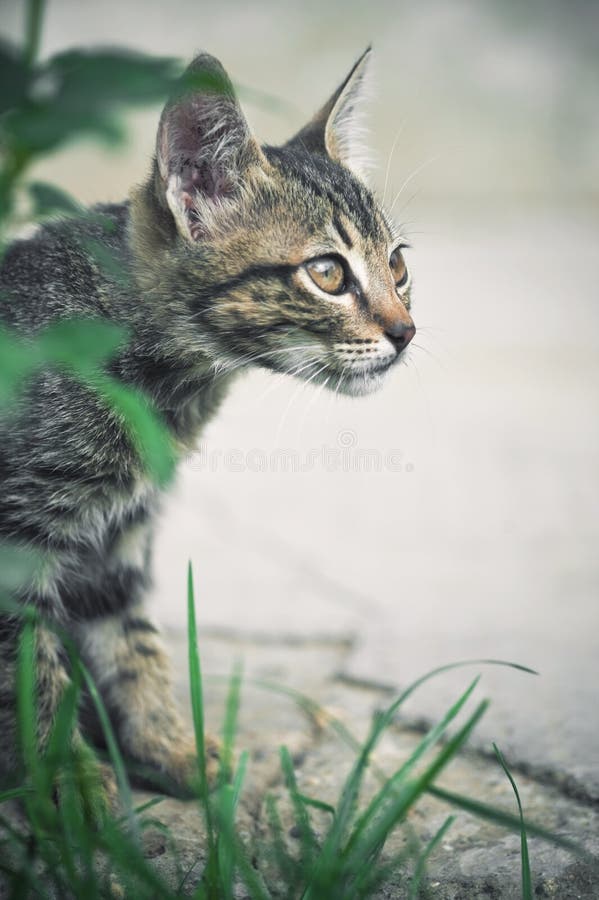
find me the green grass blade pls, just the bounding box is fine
[215,749,251,897]
[0,788,31,805]
[46,677,79,767]
[265,794,300,890]
[75,657,136,838]
[345,700,489,875]
[13,615,62,861]
[428,784,599,871]
[44,656,84,836]
[187,562,213,829]
[345,838,418,900]
[15,613,37,777]
[213,665,245,899]
[132,796,165,817]
[305,714,379,888]
[493,743,532,899]
[347,677,479,858]
[216,785,237,900]
[220,662,242,788]
[301,679,487,898]
[408,815,455,899]
[232,749,249,809]
[296,794,335,817]
[280,746,318,867]
[54,745,96,899]
[188,561,227,900]
[249,659,534,859]
[351,660,533,771]
[231,837,272,900]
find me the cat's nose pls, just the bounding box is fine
[385,319,416,351]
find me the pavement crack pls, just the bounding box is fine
[334,670,398,695]
[190,625,356,649]
[391,714,599,809]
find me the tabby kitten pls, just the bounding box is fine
[0,49,415,801]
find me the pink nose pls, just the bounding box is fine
[385,319,416,350]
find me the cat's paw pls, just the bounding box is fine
[155,733,221,798]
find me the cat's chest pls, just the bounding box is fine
[64,473,159,571]
[161,372,235,450]
[52,478,160,619]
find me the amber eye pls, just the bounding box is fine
[305,257,346,295]
[390,246,409,289]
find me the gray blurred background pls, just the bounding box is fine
[2,0,598,790]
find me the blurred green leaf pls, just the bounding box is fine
[46,49,181,106]
[0,324,40,406]
[0,40,31,114]
[16,613,38,777]
[0,320,174,486]
[0,543,40,595]
[93,375,175,486]
[84,211,118,234]
[35,318,127,373]
[28,180,80,217]
[4,101,126,154]
[79,237,130,285]
[24,0,45,69]
[2,50,182,157]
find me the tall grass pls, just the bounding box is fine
[0,563,595,898]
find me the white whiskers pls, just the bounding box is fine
[388,155,440,217]
[381,119,407,207]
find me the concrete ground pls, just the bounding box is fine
[145,208,599,895]
[132,629,599,897]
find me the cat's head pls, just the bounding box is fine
[134,49,414,397]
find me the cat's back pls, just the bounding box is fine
[0,202,143,510]
[0,202,131,332]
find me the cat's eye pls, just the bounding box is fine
[389,246,409,290]
[305,257,346,295]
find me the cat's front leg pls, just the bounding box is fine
[73,604,219,796]
[0,616,117,820]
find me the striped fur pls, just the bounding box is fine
[0,50,414,798]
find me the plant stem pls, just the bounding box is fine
[24,0,45,67]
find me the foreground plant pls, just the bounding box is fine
[0,564,594,899]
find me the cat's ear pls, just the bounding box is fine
[155,53,268,241]
[286,47,372,177]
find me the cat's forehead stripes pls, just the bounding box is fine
[331,212,353,249]
[264,147,388,244]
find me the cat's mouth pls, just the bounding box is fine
[302,350,402,397]
[248,334,405,397]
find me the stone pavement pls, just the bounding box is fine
[134,628,599,897]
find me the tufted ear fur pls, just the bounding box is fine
[285,47,372,177]
[155,53,268,241]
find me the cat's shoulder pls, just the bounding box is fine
[0,202,131,330]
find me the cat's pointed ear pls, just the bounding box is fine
[155,53,268,241]
[286,47,372,177]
